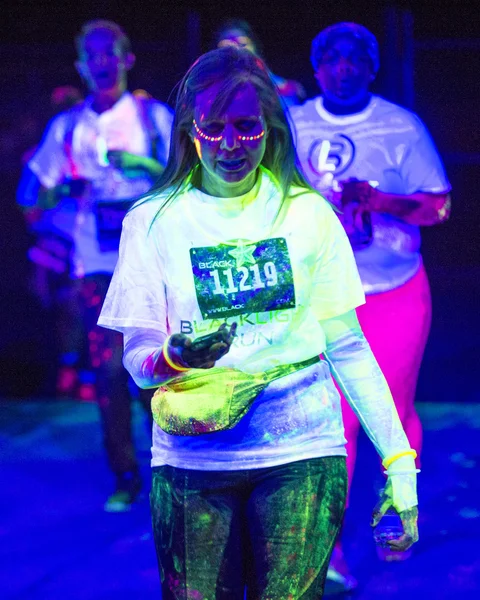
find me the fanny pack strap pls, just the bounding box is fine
[162,355,321,388]
[262,355,321,384]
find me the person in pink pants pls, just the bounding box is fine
[343,263,431,486]
[289,22,451,590]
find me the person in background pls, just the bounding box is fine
[214,18,306,108]
[22,86,84,167]
[20,85,92,400]
[17,19,174,512]
[98,46,418,599]
[289,22,451,590]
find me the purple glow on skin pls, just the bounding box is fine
[192,82,267,197]
[75,27,135,100]
[314,35,373,107]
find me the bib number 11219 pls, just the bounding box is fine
[209,262,277,295]
[190,238,296,319]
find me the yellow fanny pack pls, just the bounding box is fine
[152,355,320,436]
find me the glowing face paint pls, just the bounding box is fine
[192,82,267,197]
[193,119,265,143]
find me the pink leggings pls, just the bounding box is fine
[339,265,431,496]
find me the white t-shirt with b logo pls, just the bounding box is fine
[289,95,450,293]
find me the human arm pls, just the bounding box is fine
[320,309,418,550]
[106,150,165,179]
[339,180,451,226]
[338,113,451,227]
[106,100,174,179]
[98,202,236,386]
[122,324,237,388]
[18,112,91,210]
[17,166,90,210]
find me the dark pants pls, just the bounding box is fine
[81,273,153,476]
[151,456,347,599]
[56,279,89,366]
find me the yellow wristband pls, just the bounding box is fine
[162,338,190,372]
[382,449,417,470]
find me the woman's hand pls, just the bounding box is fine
[339,179,378,210]
[168,323,237,369]
[38,178,91,209]
[107,150,164,178]
[107,150,142,171]
[371,476,419,552]
[339,179,451,225]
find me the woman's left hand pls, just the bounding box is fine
[371,477,419,552]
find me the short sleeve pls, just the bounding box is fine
[98,209,168,335]
[400,116,451,195]
[28,113,70,189]
[310,201,365,320]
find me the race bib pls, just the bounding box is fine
[94,200,133,253]
[190,237,296,319]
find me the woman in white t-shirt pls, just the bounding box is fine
[98,47,418,599]
[289,23,451,588]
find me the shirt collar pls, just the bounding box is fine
[84,91,133,118]
[315,94,377,125]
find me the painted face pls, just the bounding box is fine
[76,28,132,94]
[192,82,267,197]
[315,35,373,105]
[217,29,257,54]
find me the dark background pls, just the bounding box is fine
[1,0,479,400]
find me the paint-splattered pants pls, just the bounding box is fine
[151,456,347,599]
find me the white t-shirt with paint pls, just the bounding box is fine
[28,92,173,277]
[99,169,366,470]
[289,95,450,293]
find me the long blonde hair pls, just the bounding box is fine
[140,46,314,217]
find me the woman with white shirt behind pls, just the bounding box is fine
[289,22,450,590]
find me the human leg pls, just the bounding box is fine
[356,266,432,465]
[150,465,247,600]
[55,278,93,399]
[81,274,141,509]
[247,456,347,599]
[328,269,431,583]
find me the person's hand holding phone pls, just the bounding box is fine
[168,323,237,369]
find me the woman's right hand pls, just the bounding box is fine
[168,323,237,369]
[371,483,419,552]
[370,455,419,551]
